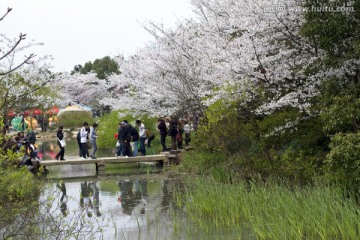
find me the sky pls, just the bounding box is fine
[1,0,194,72]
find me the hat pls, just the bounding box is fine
[120,122,126,125]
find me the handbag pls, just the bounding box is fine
[116,141,120,147]
[58,138,66,147]
[87,140,92,149]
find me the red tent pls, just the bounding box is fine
[7,110,16,117]
[23,110,31,117]
[31,108,43,115]
[46,106,59,115]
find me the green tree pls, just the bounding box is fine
[71,56,120,79]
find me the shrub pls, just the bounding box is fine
[325,131,360,189]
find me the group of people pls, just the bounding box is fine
[12,116,193,163]
[55,122,98,161]
[115,119,150,157]
[157,118,191,152]
[0,128,40,167]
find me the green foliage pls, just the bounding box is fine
[97,111,121,150]
[71,56,120,80]
[97,110,159,150]
[189,95,328,183]
[325,131,360,189]
[57,111,93,130]
[195,98,257,156]
[321,93,360,135]
[301,0,360,66]
[274,148,319,184]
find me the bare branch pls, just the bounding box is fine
[0,54,35,76]
[0,33,27,61]
[0,7,12,22]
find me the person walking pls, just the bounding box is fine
[157,118,168,152]
[80,122,89,159]
[168,119,178,150]
[184,121,191,146]
[121,121,131,157]
[177,121,184,149]
[136,120,146,156]
[116,122,123,157]
[89,123,98,159]
[55,126,65,161]
[129,122,139,156]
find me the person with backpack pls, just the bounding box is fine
[26,130,36,145]
[76,129,82,158]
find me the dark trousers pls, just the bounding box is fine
[147,135,155,147]
[185,133,191,146]
[177,136,183,149]
[171,135,177,150]
[122,141,131,156]
[80,142,88,158]
[139,138,146,156]
[160,134,167,151]
[55,140,65,160]
[77,141,82,157]
[116,142,123,156]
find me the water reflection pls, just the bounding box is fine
[41,175,242,240]
[56,182,68,216]
[118,180,148,216]
[36,138,112,160]
[43,175,181,239]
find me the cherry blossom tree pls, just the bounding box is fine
[0,7,58,122]
[99,0,320,118]
[56,72,110,108]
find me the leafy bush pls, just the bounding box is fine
[325,131,360,189]
[321,93,360,135]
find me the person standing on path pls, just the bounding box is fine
[184,121,191,146]
[136,119,146,156]
[80,122,89,159]
[90,123,98,159]
[55,126,65,161]
[157,118,168,152]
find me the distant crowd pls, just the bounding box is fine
[0,116,194,167]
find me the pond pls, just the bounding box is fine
[35,137,114,161]
[36,139,246,239]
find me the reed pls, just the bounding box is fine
[175,179,360,239]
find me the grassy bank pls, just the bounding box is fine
[174,179,360,239]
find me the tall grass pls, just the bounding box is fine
[175,179,360,239]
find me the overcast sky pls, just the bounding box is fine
[1,0,193,72]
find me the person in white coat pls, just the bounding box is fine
[136,119,146,156]
[80,122,89,159]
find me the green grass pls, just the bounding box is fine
[174,179,360,239]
